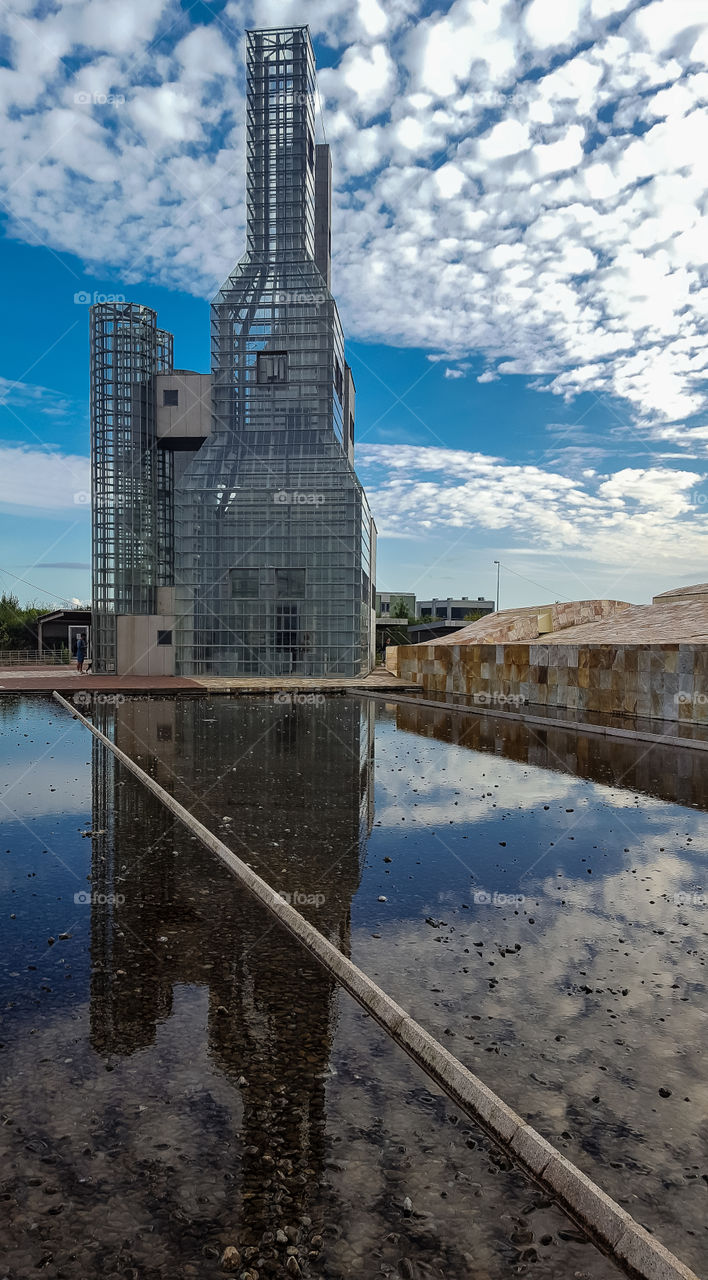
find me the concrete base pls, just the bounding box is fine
[116,614,176,676]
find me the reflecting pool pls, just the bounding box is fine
[2,693,707,1278]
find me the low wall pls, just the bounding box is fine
[390,642,708,725]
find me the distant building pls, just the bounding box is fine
[407,620,475,643]
[417,597,495,622]
[376,591,416,617]
[37,609,92,659]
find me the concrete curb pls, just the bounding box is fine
[54,690,701,1280]
[360,690,708,754]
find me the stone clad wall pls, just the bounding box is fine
[391,642,708,725]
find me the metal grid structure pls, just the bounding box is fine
[90,303,173,672]
[173,26,376,677]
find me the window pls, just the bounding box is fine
[157,630,172,645]
[257,351,288,384]
[275,568,305,599]
[451,608,466,620]
[308,133,314,169]
[349,412,354,443]
[276,604,299,651]
[334,359,343,402]
[163,389,178,406]
[230,568,260,598]
[420,608,432,617]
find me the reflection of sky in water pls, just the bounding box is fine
[2,694,707,1276]
[362,716,708,929]
[0,697,93,1011]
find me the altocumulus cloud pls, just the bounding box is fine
[2,0,708,433]
[358,443,708,571]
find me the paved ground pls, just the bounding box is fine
[0,666,414,694]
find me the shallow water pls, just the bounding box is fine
[2,692,707,1278]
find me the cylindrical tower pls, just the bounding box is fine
[90,302,173,672]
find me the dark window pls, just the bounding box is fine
[349,411,354,443]
[163,389,178,406]
[308,133,314,169]
[435,608,448,619]
[276,603,299,651]
[157,629,172,645]
[334,359,343,402]
[420,608,432,617]
[257,351,288,384]
[451,608,466,620]
[275,568,305,599]
[230,568,260,598]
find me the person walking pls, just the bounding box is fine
[76,633,87,674]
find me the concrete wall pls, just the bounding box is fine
[116,614,176,676]
[389,641,708,725]
[155,372,211,445]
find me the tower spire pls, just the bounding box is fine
[245,27,317,263]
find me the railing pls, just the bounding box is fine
[0,650,73,666]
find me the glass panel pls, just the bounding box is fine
[230,568,261,598]
[275,568,305,599]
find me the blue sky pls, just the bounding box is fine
[2,0,708,611]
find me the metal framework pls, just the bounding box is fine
[90,303,173,672]
[173,27,376,676]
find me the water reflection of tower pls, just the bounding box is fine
[89,696,375,1249]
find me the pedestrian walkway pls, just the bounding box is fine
[0,665,414,695]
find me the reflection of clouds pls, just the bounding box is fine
[375,735,581,829]
[351,826,708,1277]
[0,702,90,823]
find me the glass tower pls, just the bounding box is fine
[174,26,376,677]
[90,303,174,673]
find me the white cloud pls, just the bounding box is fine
[0,0,707,438]
[0,445,89,512]
[477,117,530,160]
[0,376,79,421]
[358,444,708,572]
[524,0,587,51]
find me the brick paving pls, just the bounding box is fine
[0,666,412,695]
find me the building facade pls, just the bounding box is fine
[90,26,376,677]
[417,597,495,621]
[375,592,416,617]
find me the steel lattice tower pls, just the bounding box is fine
[173,26,376,677]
